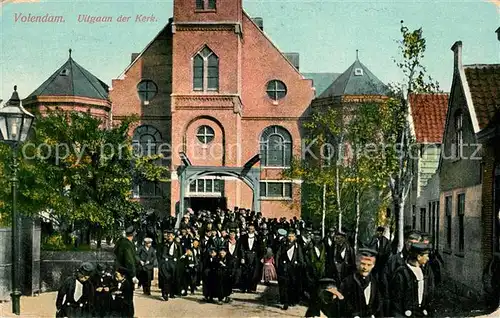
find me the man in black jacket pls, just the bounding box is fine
[91,263,114,318]
[304,231,327,317]
[158,229,182,300]
[238,223,262,293]
[114,226,138,283]
[137,237,157,295]
[339,248,383,317]
[390,242,435,317]
[276,229,304,310]
[56,262,95,318]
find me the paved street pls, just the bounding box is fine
[0,284,308,318]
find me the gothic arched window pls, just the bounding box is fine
[193,46,219,92]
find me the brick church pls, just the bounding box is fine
[23,0,389,221]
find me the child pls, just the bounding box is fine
[261,247,277,284]
[179,247,198,295]
[109,267,134,318]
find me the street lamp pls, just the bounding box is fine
[0,85,35,315]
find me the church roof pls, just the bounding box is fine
[319,55,389,98]
[27,50,109,100]
[302,73,341,97]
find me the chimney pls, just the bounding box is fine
[496,27,500,41]
[131,53,139,63]
[251,17,263,31]
[451,41,463,71]
[284,53,299,70]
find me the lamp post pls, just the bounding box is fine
[0,86,35,315]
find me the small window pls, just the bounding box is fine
[59,69,68,76]
[188,178,223,194]
[266,80,287,101]
[457,193,465,252]
[420,208,426,232]
[196,125,215,144]
[196,0,204,9]
[445,196,452,250]
[259,182,292,199]
[137,80,158,103]
[354,68,363,76]
[208,0,216,9]
[412,205,416,229]
[132,181,161,198]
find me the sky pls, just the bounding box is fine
[0,0,498,102]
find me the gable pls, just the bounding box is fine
[464,64,500,130]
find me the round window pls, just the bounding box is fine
[196,125,215,144]
[137,80,158,102]
[266,80,287,101]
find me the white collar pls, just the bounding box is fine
[248,233,255,238]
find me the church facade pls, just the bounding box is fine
[110,0,315,219]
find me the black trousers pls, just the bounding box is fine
[139,269,153,293]
[278,271,300,306]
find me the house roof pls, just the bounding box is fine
[409,93,449,143]
[27,50,109,100]
[318,57,389,98]
[464,64,500,130]
[302,73,340,97]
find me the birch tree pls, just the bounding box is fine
[387,21,440,252]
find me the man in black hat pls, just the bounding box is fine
[332,231,356,285]
[109,266,134,318]
[192,237,202,287]
[304,230,327,317]
[158,229,182,300]
[179,225,193,254]
[420,233,444,286]
[382,230,422,315]
[324,227,338,280]
[114,226,138,283]
[368,226,391,277]
[276,228,304,310]
[216,247,234,304]
[91,263,114,317]
[56,262,95,317]
[390,242,435,317]
[316,278,344,317]
[339,248,383,317]
[137,237,157,295]
[226,228,241,289]
[202,247,219,302]
[238,223,262,293]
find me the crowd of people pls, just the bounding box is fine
[55,206,443,318]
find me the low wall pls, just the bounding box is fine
[0,229,12,301]
[40,250,114,292]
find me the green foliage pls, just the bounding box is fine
[393,20,441,94]
[0,110,169,237]
[285,102,391,232]
[41,233,67,251]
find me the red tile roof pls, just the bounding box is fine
[464,64,500,130]
[409,93,449,143]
